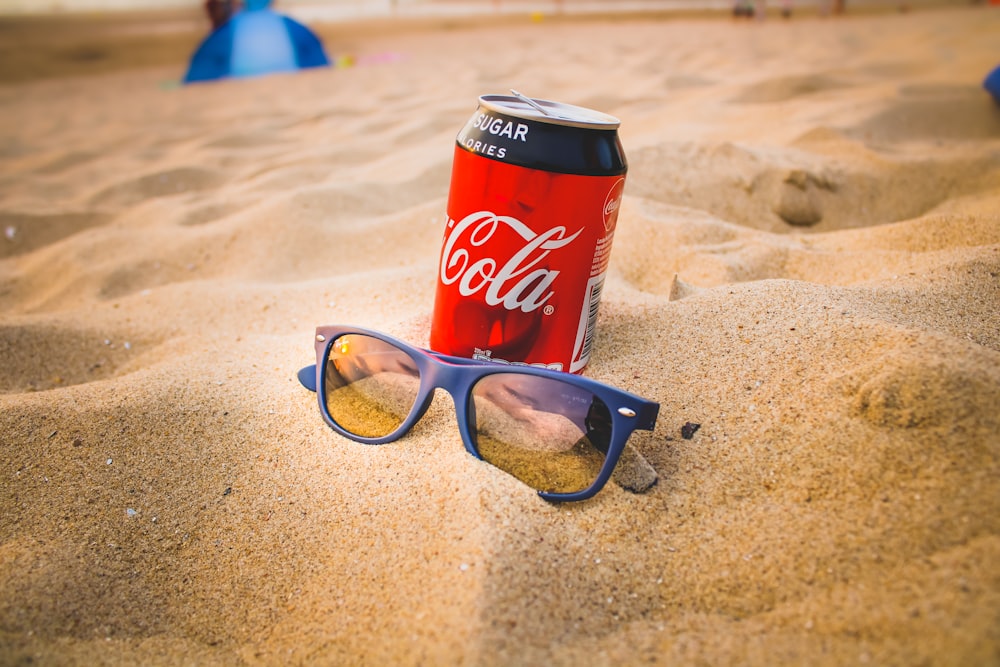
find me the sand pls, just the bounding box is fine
[1,4,999,665]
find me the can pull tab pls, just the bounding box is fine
[510,89,554,117]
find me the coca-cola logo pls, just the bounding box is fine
[440,211,582,313]
[603,178,626,232]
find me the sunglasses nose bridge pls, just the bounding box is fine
[422,361,480,456]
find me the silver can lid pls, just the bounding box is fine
[479,91,621,130]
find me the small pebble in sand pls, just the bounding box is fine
[4,226,15,241]
[681,422,701,439]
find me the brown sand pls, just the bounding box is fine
[1,4,999,665]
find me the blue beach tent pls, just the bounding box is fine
[985,64,1000,105]
[184,0,330,83]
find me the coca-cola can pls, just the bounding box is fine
[430,93,627,373]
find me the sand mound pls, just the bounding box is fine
[1,6,998,665]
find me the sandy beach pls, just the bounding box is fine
[1,3,999,664]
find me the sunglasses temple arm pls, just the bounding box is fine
[637,403,660,431]
[297,365,318,393]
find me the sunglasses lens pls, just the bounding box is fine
[323,334,421,439]
[471,373,613,494]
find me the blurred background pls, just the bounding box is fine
[0,0,976,17]
[0,0,979,87]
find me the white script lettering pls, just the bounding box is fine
[440,211,582,313]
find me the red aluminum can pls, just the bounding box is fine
[430,93,627,373]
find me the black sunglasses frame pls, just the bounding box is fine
[299,325,659,502]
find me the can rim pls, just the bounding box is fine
[478,94,621,130]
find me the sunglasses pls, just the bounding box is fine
[297,325,659,502]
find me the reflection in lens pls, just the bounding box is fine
[471,373,613,494]
[324,334,421,438]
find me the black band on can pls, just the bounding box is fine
[455,95,627,176]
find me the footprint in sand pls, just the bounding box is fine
[729,73,850,104]
[1,211,111,259]
[177,200,249,227]
[0,323,158,393]
[202,133,292,150]
[627,139,1000,234]
[771,168,834,227]
[845,84,1000,144]
[845,344,1000,432]
[89,167,225,209]
[34,150,100,176]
